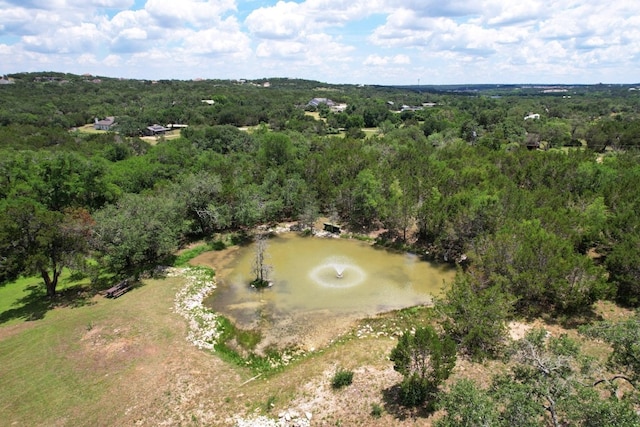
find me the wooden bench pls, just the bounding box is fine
[104,280,131,298]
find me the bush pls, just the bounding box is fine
[437,273,513,361]
[250,278,271,289]
[331,368,354,389]
[210,239,227,251]
[398,375,431,407]
[389,326,457,407]
[370,403,383,418]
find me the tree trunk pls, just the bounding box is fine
[41,268,61,298]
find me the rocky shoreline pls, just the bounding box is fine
[171,266,221,350]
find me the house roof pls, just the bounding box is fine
[307,97,336,107]
[96,116,115,126]
[147,124,169,132]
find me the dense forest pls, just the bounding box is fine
[2,72,640,424]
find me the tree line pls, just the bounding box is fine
[0,74,639,309]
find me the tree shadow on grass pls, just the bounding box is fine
[0,280,98,325]
[381,384,436,422]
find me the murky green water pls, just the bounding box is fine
[201,234,454,333]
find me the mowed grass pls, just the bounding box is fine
[0,271,92,325]
[0,272,190,426]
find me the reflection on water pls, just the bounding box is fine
[197,233,455,349]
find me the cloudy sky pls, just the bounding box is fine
[0,0,638,85]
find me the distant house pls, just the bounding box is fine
[94,116,116,130]
[524,113,540,120]
[330,103,348,113]
[145,124,170,136]
[401,104,424,112]
[307,97,347,112]
[307,98,336,108]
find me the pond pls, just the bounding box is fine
[193,233,455,351]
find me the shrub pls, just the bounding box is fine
[437,272,513,361]
[389,326,457,407]
[370,403,383,418]
[331,368,354,389]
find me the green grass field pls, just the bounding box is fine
[0,273,189,425]
[0,272,92,325]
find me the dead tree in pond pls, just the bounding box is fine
[251,233,272,288]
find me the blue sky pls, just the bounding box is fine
[0,0,638,85]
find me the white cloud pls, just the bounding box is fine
[145,0,237,28]
[77,53,99,65]
[364,54,410,66]
[120,27,148,40]
[256,40,305,59]
[245,2,306,39]
[102,54,122,68]
[2,0,134,10]
[0,0,639,84]
[483,0,547,26]
[399,0,481,18]
[22,23,104,54]
[183,20,252,57]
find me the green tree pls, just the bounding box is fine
[91,193,187,276]
[232,183,266,228]
[472,219,608,315]
[257,132,294,168]
[172,171,224,234]
[540,118,572,147]
[36,151,114,211]
[297,200,319,233]
[350,168,383,229]
[580,311,640,387]
[605,234,640,306]
[505,329,640,427]
[437,272,513,360]
[389,326,457,407]
[381,178,416,242]
[112,115,146,137]
[0,199,92,297]
[435,379,499,427]
[436,330,640,427]
[490,374,545,427]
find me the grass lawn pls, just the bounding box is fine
[73,124,104,134]
[0,272,207,426]
[0,272,92,325]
